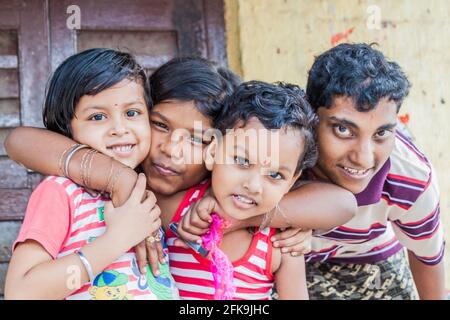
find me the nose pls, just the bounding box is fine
[243,171,263,196]
[109,116,130,137]
[159,132,184,162]
[348,139,375,169]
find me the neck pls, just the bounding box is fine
[153,190,169,203]
[310,165,331,182]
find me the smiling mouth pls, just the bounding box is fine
[231,194,257,209]
[107,144,135,156]
[338,165,372,179]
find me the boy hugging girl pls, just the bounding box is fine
[4,49,356,300]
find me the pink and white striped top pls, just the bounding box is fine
[167,180,276,300]
[14,176,178,300]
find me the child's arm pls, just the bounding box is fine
[6,127,167,276]
[175,182,356,244]
[5,127,138,207]
[273,251,309,300]
[5,175,160,300]
[260,181,357,230]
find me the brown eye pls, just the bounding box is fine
[151,121,168,130]
[332,124,352,137]
[375,129,393,139]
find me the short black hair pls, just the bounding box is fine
[217,81,318,173]
[43,48,149,137]
[306,43,411,112]
[150,57,241,124]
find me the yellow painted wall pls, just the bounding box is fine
[225,0,450,288]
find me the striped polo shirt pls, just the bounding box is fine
[14,176,179,300]
[167,180,276,300]
[306,131,444,265]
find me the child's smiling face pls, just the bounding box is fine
[70,79,151,169]
[142,99,213,195]
[208,117,303,221]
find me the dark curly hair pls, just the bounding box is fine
[306,43,411,112]
[216,80,318,173]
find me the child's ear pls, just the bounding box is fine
[204,137,217,171]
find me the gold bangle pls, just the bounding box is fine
[260,206,276,230]
[102,157,115,195]
[81,149,97,188]
[276,204,291,226]
[80,149,90,187]
[107,164,126,198]
[85,149,98,189]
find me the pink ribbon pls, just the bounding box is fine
[201,213,235,300]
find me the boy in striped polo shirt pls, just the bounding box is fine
[304,43,445,300]
[177,43,445,300]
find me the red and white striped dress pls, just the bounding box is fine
[167,180,276,300]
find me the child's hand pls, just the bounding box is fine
[271,227,312,256]
[103,173,161,249]
[176,195,217,244]
[135,238,166,276]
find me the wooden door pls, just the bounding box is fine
[0,0,227,299]
[49,0,227,72]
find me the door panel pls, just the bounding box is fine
[48,0,224,70]
[76,29,178,72]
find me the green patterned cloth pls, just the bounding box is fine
[305,249,419,300]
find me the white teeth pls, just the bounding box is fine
[236,195,255,204]
[343,166,368,175]
[112,145,133,152]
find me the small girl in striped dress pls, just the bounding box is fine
[167,81,322,299]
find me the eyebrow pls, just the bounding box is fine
[377,123,398,131]
[151,111,170,123]
[151,111,209,136]
[83,100,145,112]
[278,165,292,173]
[329,116,359,129]
[232,144,292,173]
[329,116,397,131]
[233,144,249,157]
